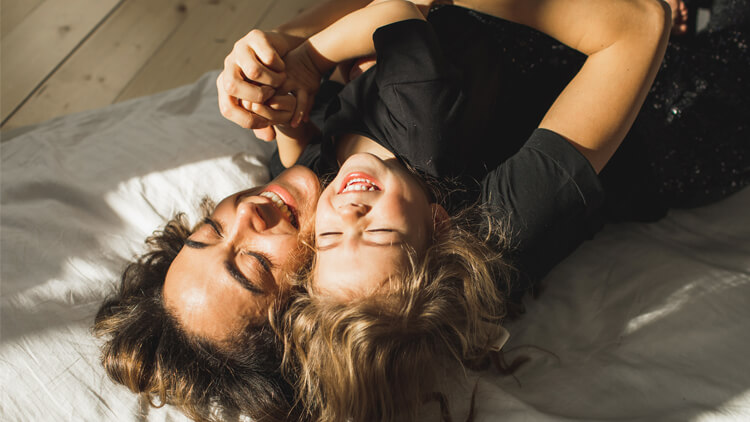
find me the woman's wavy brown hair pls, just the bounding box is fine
[282,205,512,422]
[93,201,300,422]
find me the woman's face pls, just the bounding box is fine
[163,165,321,341]
[314,153,442,300]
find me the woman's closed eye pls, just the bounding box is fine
[243,250,273,273]
[204,217,223,237]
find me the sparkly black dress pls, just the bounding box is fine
[456,0,750,221]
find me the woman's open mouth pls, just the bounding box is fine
[339,172,382,194]
[259,191,298,229]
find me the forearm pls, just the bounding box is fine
[273,0,374,49]
[456,0,671,172]
[303,0,426,73]
[538,0,670,172]
[275,123,319,167]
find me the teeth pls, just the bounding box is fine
[342,177,380,193]
[259,191,297,227]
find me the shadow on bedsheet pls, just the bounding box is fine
[2,71,749,420]
[0,71,275,343]
[482,187,750,420]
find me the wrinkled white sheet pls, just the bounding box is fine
[2,72,749,421]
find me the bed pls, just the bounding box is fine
[2,71,749,421]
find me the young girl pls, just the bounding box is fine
[223,0,750,420]
[227,0,675,420]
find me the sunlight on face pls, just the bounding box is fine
[163,165,321,341]
[313,153,442,300]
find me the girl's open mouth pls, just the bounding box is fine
[339,172,382,194]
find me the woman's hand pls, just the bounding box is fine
[278,43,325,128]
[665,0,689,35]
[246,93,298,128]
[217,30,296,140]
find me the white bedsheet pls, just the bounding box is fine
[2,72,749,421]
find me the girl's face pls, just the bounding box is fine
[314,153,443,300]
[163,165,321,341]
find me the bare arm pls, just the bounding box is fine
[274,0,375,46]
[218,0,376,139]
[454,0,671,172]
[303,0,426,72]
[272,0,427,167]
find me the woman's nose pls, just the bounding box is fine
[230,202,267,239]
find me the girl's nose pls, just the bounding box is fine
[336,202,370,223]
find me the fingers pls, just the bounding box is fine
[290,90,309,128]
[245,29,286,73]
[233,31,287,88]
[234,51,287,88]
[671,0,689,35]
[217,79,272,130]
[253,127,277,142]
[219,64,275,104]
[250,96,296,126]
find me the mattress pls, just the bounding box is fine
[2,71,749,421]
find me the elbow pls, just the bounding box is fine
[370,0,426,19]
[636,0,672,46]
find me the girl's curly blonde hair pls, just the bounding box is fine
[280,207,512,422]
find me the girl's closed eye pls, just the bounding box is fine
[316,232,342,248]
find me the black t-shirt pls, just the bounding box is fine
[271,8,604,295]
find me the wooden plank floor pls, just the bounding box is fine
[0,0,316,132]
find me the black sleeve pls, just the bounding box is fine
[481,128,605,298]
[268,142,322,179]
[373,19,452,86]
[370,19,463,176]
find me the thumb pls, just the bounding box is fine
[253,126,277,142]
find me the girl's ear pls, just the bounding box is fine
[431,203,450,230]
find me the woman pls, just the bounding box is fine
[93,165,320,422]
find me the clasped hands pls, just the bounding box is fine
[217,29,323,141]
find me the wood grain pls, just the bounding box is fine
[1,0,315,130]
[1,0,47,37]
[3,0,191,129]
[1,0,122,124]
[116,0,276,102]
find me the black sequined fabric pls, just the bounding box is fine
[637,0,750,209]
[459,0,750,219]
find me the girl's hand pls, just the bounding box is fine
[244,93,298,130]
[249,92,316,166]
[278,43,324,128]
[217,30,295,140]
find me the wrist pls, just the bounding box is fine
[300,41,335,76]
[267,30,305,56]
